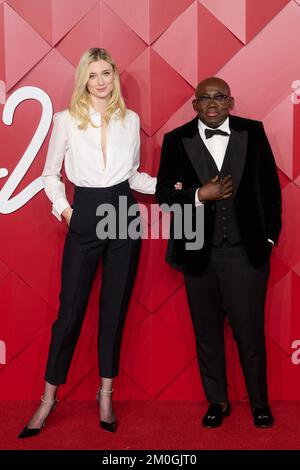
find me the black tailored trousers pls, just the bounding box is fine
[184,240,270,408]
[45,181,141,385]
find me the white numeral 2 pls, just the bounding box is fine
[1,86,52,213]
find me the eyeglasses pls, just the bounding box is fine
[194,94,231,104]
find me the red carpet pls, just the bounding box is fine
[0,401,299,450]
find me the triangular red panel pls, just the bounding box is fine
[268,251,290,289]
[99,1,147,73]
[7,0,52,44]
[149,0,194,44]
[267,338,300,401]
[0,259,10,282]
[199,0,246,44]
[104,0,194,45]
[102,0,150,44]
[198,2,243,80]
[154,2,244,87]
[51,0,98,45]
[155,360,205,400]
[246,0,290,42]
[122,48,194,136]
[56,4,100,67]
[0,272,53,363]
[276,183,300,269]
[121,287,196,397]
[3,3,51,90]
[263,94,293,180]
[152,1,198,87]
[266,271,300,355]
[132,238,183,313]
[57,1,147,73]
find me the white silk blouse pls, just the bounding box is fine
[42,107,157,221]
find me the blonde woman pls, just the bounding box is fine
[18,47,182,438]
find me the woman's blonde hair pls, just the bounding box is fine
[69,48,126,129]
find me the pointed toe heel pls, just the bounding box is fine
[18,424,45,439]
[97,387,117,433]
[17,395,58,439]
[100,420,117,433]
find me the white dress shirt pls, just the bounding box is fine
[194,117,274,246]
[42,107,157,221]
[195,117,230,206]
[198,117,231,171]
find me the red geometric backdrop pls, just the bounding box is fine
[0,0,300,402]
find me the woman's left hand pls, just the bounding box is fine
[174,182,183,190]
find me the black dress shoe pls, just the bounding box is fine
[18,424,46,439]
[100,420,117,433]
[96,387,117,433]
[253,406,274,428]
[202,401,231,428]
[18,396,58,439]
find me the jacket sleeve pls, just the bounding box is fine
[155,132,198,209]
[258,121,282,244]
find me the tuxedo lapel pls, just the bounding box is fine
[228,127,248,196]
[181,116,248,191]
[182,122,210,185]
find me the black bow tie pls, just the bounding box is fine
[205,128,229,139]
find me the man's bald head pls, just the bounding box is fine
[196,77,231,96]
[193,77,234,128]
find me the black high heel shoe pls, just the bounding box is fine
[18,395,59,439]
[96,387,117,433]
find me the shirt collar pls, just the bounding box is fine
[89,106,119,119]
[89,107,99,117]
[89,107,101,126]
[198,116,231,135]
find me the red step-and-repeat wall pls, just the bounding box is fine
[0,0,300,402]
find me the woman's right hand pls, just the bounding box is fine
[62,207,73,227]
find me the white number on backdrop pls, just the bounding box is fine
[291,340,300,365]
[0,86,52,213]
[0,340,6,365]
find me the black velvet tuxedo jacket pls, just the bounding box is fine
[155,114,282,275]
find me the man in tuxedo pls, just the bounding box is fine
[155,77,282,428]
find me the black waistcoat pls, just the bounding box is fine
[201,142,242,246]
